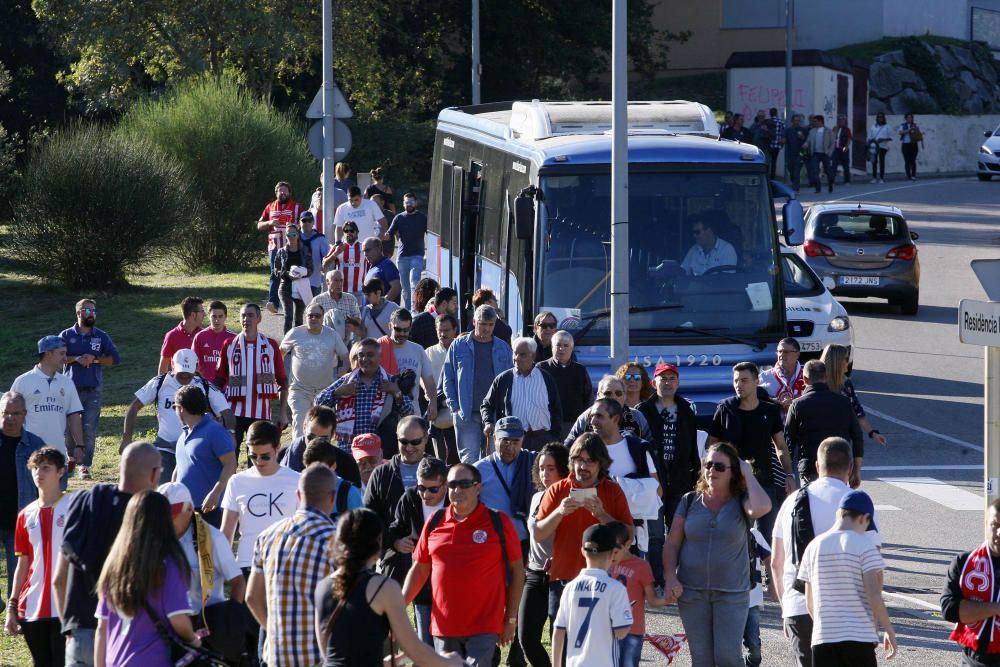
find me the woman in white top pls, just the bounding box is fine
[869,112,892,183]
[897,112,923,181]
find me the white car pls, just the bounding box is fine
[979,124,1000,181]
[781,249,853,358]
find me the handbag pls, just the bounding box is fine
[192,599,247,665]
[142,600,228,667]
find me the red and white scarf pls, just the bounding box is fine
[773,362,805,403]
[377,335,399,376]
[334,367,389,443]
[951,543,1000,654]
[224,333,278,400]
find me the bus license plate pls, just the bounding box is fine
[841,276,879,286]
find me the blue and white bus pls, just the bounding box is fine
[424,100,802,415]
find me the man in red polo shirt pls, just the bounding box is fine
[257,180,302,313]
[534,432,633,614]
[403,462,525,667]
[159,297,205,374]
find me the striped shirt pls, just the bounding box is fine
[311,291,361,342]
[14,492,75,620]
[339,241,368,294]
[214,336,288,420]
[798,529,885,646]
[253,507,337,667]
[314,373,414,451]
[511,368,551,431]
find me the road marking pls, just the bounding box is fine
[882,590,945,613]
[866,465,982,471]
[865,406,983,452]
[826,178,954,202]
[878,477,982,510]
[874,504,901,511]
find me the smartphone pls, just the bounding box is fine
[569,487,597,501]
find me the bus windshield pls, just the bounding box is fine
[538,171,784,344]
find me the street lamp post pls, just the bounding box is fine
[472,0,481,105]
[610,0,629,369]
[321,0,335,231]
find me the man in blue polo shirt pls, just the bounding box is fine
[173,384,236,528]
[60,298,120,480]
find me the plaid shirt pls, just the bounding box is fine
[253,507,337,667]
[769,117,786,150]
[314,371,414,451]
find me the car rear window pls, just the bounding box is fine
[815,213,906,242]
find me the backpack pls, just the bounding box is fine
[332,480,352,519]
[425,506,512,585]
[154,373,218,418]
[789,486,815,593]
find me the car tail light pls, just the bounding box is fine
[886,244,917,261]
[804,240,835,257]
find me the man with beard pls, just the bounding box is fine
[256,181,302,313]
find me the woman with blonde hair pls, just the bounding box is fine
[615,362,654,407]
[334,162,353,191]
[95,490,198,667]
[821,344,887,457]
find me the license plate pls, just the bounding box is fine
[840,276,880,286]
[800,341,822,352]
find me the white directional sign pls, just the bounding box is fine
[305,84,353,119]
[959,299,1000,346]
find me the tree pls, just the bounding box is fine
[32,0,318,111]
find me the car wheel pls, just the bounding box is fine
[901,290,919,315]
[979,173,993,181]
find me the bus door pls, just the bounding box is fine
[459,161,484,327]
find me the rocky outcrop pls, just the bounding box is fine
[868,41,1000,115]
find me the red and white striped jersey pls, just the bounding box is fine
[260,199,302,251]
[214,336,288,420]
[14,492,75,621]
[340,241,368,293]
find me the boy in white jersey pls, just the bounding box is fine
[6,447,73,666]
[554,524,633,667]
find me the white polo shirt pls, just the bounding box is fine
[10,366,84,453]
[134,374,231,444]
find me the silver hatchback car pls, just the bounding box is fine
[796,203,920,315]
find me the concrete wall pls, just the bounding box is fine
[794,1,882,51]
[727,66,853,128]
[863,113,1000,175]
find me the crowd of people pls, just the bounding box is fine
[2,167,992,667]
[720,108,925,192]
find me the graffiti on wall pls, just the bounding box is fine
[734,83,806,118]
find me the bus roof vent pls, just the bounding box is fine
[509,100,719,141]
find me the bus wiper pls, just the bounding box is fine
[571,305,683,342]
[649,326,766,352]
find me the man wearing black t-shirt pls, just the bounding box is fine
[707,361,794,544]
[52,441,161,667]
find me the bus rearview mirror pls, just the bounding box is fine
[514,196,534,240]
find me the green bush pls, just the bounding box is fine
[346,116,437,191]
[6,124,195,288]
[119,77,317,270]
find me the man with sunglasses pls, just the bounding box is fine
[332,185,386,242]
[404,463,525,666]
[278,406,362,486]
[311,270,362,349]
[680,214,737,276]
[380,309,438,422]
[60,298,119,480]
[324,221,368,299]
[564,375,652,446]
[531,312,558,363]
[280,302,349,438]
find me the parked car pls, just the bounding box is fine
[979,125,1000,181]
[794,202,920,315]
[780,248,853,358]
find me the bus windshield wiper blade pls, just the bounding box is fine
[571,305,683,342]
[649,326,766,352]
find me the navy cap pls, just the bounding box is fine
[37,336,64,354]
[495,416,525,439]
[582,524,618,553]
[299,210,314,221]
[838,490,878,532]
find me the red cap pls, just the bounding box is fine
[653,363,679,378]
[351,433,382,461]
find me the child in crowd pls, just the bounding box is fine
[6,448,73,667]
[553,524,633,667]
[607,521,670,667]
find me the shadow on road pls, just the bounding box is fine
[851,369,980,399]
[842,300,957,326]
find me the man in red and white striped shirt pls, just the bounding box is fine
[325,221,368,299]
[214,303,289,448]
[257,181,302,313]
[7,448,73,666]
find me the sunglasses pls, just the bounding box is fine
[622,373,642,381]
[80,308,97,314]
[704,461,730,472]
[448,479,479,490]
[416,484,442,494]
[398,437,424,446]
[392,326,411,334]
[249,453,273,462]
[602,390,625,397]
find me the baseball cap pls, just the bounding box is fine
[582,523,618,553]
[838,490,878,531]
[299,210,314,221]
[157,482,193,518]
[172,348,199,374]
[37,335,65,354]
[654,363,679,378]
[352,433,382,461]
[495,416,525,439]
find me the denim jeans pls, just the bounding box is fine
[808,152,833,191]
[455,415,486,464]
[743,605,762,667]
[434,634,498,667]
[0,528,14,607]
[278,282,305,333]
[66,628,96,667]
[268,248,280,307]
[618,634,644,667]
[156,447,176,485]
[414,603,433,645]
[397,255,425,312]
[76,387,102,467]
[647,506,666,587]
[677,588,750,667]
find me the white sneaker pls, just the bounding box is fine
[878,178,885,183]
[265,302,278,314]
[871,178,878,184]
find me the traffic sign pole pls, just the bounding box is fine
[321,0,335,241]
[988,347,1000,540]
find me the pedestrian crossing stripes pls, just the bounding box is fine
[876,477,982,511]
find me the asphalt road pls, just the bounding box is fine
[645,175,1000,665]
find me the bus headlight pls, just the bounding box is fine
[828,316,850,332]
